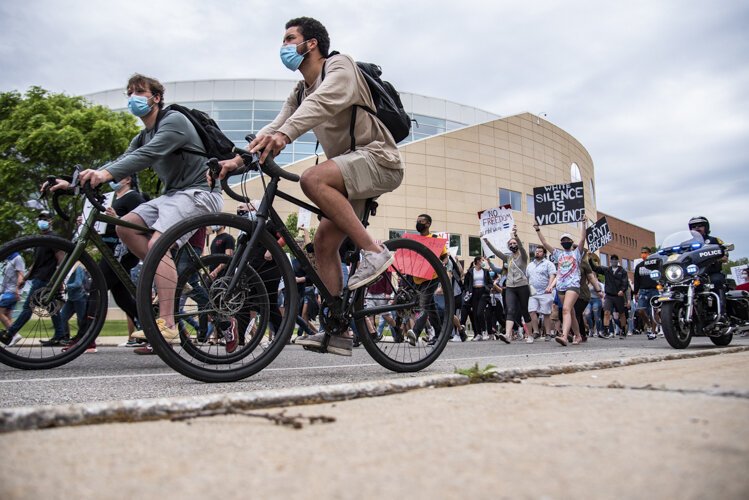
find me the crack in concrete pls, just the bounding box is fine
[2,345,748,433]
[544,382,749,400]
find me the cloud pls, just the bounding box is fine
[1,0,748,257]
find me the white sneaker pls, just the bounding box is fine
[526,336,534,344]
[482,332,490,341]
[406,329,418,346]
[347,246,394,290]
[8,333,23,347]
[450,335,461,342]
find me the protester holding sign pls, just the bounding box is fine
[533,219,588,346]
[483,226,532,344]
[405,214,448,347]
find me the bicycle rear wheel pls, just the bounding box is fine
[355,238,454,372]
[136,213,297,382]
[0,236,107,369]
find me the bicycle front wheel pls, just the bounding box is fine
[355,238,454,372]
[136,213,297,382]
[0,236,107,369]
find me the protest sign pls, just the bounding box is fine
[586,216,612,253]
[533,182,585,225]
[479,206,514,256]
[731,265,748,286]
[394,233,447,280]
[81,192,114,235]
[297,207,312,229]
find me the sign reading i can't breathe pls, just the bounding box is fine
[533,182,585,225]
[586,216,613,253]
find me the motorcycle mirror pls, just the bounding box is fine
[725,243,735,252]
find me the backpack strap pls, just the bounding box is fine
[298,51,358,153]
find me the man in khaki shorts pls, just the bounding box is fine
[219,16,403,356]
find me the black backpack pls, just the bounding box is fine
[296,51,411,150]
[139,104,237,160]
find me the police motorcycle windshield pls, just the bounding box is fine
[660,230,705,252]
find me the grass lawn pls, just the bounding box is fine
[16,319,132,337]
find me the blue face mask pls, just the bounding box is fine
[37,220,50,231]
[280,41,309,71]
[127,95,153,117]
[489,271,496,278]
[109,181,121,191]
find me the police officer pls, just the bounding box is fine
[688,216,729,321]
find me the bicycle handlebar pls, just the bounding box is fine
[206,134,301,203]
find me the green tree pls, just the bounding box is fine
[0,86,139,243]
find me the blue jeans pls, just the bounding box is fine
[585,295,603,334]
[60,298,87,337]
[9,279,64,339]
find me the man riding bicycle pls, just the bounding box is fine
[49,74,225,350]
[218,17,404,356]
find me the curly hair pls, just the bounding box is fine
[126,73,165,109]
[285,17,330,57]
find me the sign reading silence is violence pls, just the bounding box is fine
[585,216,613,253]
[533,182,585,225]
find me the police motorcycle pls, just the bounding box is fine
[644,230,749,349]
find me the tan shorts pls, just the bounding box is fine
[333,150,403,218]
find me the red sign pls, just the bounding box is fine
[393,234,447,280]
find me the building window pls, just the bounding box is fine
[526,194,535,214]
[600,253,608,266]
[570,162,582,183]
[469,236,483,256]
[449,234,461,255]
[499,188,522,211]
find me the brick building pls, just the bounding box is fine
[596,212,656,277]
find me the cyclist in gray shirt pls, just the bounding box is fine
[52,74,224,346]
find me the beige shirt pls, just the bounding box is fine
[261,54,402,170]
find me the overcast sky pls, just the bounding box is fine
[2,0,748,258]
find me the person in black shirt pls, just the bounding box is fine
[592,254,629,338]
[633,247,659,339]
[101,176,145,334]
[0,212,65,346]
[208,226,235,280]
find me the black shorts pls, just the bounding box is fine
[603,295,626,314]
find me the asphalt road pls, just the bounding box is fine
[2,335,747,409]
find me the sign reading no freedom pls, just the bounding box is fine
[479,206,515,255]
[586,216,612,253]
[533,182,585,225]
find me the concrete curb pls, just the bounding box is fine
[2,345,748,433]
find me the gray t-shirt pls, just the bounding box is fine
[102,111,213,195]
[2,255,25,295]
[526,258,556,294]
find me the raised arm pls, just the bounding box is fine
[578,216,588,251]
[483,238,508,264]
[532,222,554,254]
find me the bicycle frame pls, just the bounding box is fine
[220,174,416,322]
[42,206,152,303]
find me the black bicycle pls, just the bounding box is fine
[135,135,455,382]
[0,168,151,369]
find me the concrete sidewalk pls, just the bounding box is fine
[1,351,748,499]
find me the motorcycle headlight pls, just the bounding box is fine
[665,264,684,283]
